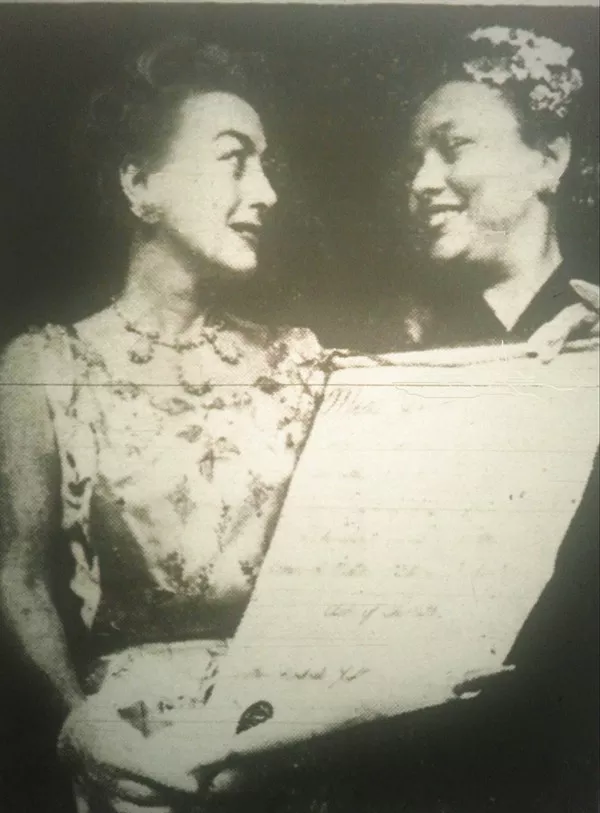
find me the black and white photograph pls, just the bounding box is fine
[0,2,598,812]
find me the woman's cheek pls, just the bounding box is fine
[488,178,535,227]
[445,163,475,201]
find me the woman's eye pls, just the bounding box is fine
[220,150,246,177]
[441,136,474,161]
[450,136,474,149]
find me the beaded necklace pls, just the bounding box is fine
[112,301,243,365]
[112,301,244,401]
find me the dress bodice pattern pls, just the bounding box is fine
[30,311,328,653]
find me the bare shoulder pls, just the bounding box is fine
[73,304,119,344]
[0,328,50,384]
[0,332,60,543]
[276,324,324,363]
[0,328,61,447]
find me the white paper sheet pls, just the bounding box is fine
[203,345,599,754]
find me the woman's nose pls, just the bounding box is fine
[245,161,278,210]
[410,149,448,197]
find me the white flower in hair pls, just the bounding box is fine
[470,26,510,46]
[463,26,583,119]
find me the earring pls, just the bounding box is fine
[131,201,159,224]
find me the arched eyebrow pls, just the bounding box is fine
[425,122,454,141]
[214,129,264,154]
[411,118,451,146]
[411,121,465,154]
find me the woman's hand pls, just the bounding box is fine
[527,279,599,362]
[58,695,200,811]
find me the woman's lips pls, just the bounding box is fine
[230,222,261,246]
[416,203,465,230]
[428,208,464,228]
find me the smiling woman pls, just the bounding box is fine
[409,80,570,275]
[403,26,597,349]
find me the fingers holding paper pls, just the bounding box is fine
[527,279,600,363]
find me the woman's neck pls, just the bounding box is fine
[482,204,562,332]
[118,236,221,342]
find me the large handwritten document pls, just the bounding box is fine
[204,345,599,754]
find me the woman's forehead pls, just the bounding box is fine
[173,91,267,152]
[411,81,520,142]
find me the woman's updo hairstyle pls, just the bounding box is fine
[445,27,584,149]
[453,27,597,217]
[80,36,270,224]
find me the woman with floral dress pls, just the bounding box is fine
[0,37,335,813]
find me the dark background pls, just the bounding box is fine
[0,4,598,812]
[0,3,598,349]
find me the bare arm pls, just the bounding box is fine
[0,337,84,717]
[0,337,205,801]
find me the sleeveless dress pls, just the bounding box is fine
[12,311,333,812]
[24,312,329,658]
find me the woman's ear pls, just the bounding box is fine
[119,163,160,224]
[540,135,571,195]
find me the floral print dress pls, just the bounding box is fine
[30,309,329,658]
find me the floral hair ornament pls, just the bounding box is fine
[462,27,583,119]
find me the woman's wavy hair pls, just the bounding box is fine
[76,35,274,226]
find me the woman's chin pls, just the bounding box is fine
[206,256,259,282]
[426,241,467,264]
